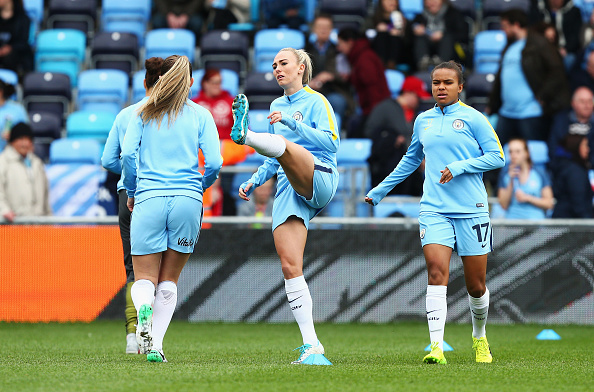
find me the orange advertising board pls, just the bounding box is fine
[0,225,125,322]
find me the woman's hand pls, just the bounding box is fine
[439,167,453,184]
[127,197,135,212]
[267,111,283,125]
[364,196,374,205]
[239,183,253,201]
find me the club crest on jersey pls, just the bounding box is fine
[452,119,464,129]
[292,111,303,122]
[420,228,426,239]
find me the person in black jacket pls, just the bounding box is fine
[0,0,33,74]
[535,0,582,69]
[552,134,593,218]
[488,8,570,147]
[411,0,468,70]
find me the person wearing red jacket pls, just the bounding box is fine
[337,28,391,138]
[192,68,234,140]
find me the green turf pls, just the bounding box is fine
[0,322,592,391]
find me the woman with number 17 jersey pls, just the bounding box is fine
[366,61,505,365]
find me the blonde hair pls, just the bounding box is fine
[279,48,313,85]
[138,55,192,128]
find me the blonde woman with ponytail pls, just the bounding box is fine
[231,48,340,365]
[121,55,223,363]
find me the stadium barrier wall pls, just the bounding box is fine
[2,218,593,324]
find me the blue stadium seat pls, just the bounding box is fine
[35,29,86,86]
[374,197,420,218]
[132,70,146,103]
[336,139,372,217]
[398,0,424,21]
[77,70,129,114]
[324,199,371,218]
[47,0,97,37]
[318,0,368,29]
[473,30,507,74]
[464,72,496,112]
[248,110,270,133]
[191,69,240,99]
[199,30,249,77]
[254,29,305,72]
[244,72,283,110]
[101,0,151,45]
[66,111,117,143]
[145,29,196,64]
[91,31,139,74]
[385,69,406,99]
[23,72,71,123]
[49,138,102,165]
[482,0,531,30]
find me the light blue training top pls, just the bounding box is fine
[101,97,148,191]
[367,101,505,217]
[121,99,223,204]
[244,86,340,193]
[0,100,29,151]
[499,40,542,119]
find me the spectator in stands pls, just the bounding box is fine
[0,79,28,151]
[570,49,594,92]
[152,0,204,40]
[364,76,429,195]
[552,134,593,218]
[337,28,391,138]
[549,87,594,171]
[369,0,412,70]
[411,0,468,70]
[535,0,582,70]
[532,22,566,65]
[192,69,234,141]
[0,123,51,222]
[205,0,250,30]
[237,176,275,218]
[497,138,554,219]
[0,0,33,74]
[488,9,570,147]
[262,0,305,30]
[306,14,353,122]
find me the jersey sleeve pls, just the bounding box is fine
[365,118,425,205]
[121,115,143,198]
[447,112,505,177]
[280,94,339,153]
[244,158,280,196]
[200,112,223,190]
[101,115,123,174]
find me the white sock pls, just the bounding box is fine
[152,281,177,351]
[468,287,489,339]
[131,279,155,312]
[285,275,318,346]
[245,130,286,158]
[426,285,447,350]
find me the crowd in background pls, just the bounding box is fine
[2,0,594,220]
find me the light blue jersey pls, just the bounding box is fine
[121,99,223,204]
[498,166,551,219]
[101,97,148,191]
[244,86,340,230]
[367,101,505,217]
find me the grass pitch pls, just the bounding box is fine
[0,322,591,392]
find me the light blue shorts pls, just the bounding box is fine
[130,196,203,255]
[272,158,338,231]
[418,212,492,256]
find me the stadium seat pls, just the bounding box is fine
[385,69,406,99]
[334,139,372,217]
[145,29,196,64]
[77,70,129,114]
[101,0,151,45]
[464,72,496,112]
[398,0,424,21]
[199,30,249,78]
[23,72,72,123]
[318,0,368,29]
[248,110,270,133]
[35,29,86,86]
[473,30,507,74]
[66,111,117,143]
[448,0,477,38]
[132,70,146,103]
[47,0,97,37]
[243,72,283,110]
[482,0,531,30]
[30,111,63,162]
[374,196,420,218]
[49,138,102,165]
[254,29,305,72]
[324,199,371,218]
[91,31,139,74]
[191,69,240,99]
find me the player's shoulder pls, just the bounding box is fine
[459,101,486,119]
[303,86,330,104]
[416,107,436,121]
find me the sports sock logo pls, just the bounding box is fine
[289,295,303,311]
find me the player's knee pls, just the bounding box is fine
[427,267,447,285]
[280,258,302,279]
[466,281,486,298]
